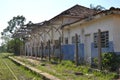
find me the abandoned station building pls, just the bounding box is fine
[17,5,120,64]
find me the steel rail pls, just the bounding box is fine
[2,59,18,80]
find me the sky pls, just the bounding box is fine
[0,0,120,44]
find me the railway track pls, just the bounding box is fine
[2,59,18,80]
[0,54,15,79]
[0,53,42,80]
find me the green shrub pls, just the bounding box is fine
[94,52,120,71]
[102,52,120,71]
[60,60,74,67]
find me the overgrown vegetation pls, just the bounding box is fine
[15,56,118,80]
[102,52,120,71]
[90,4,105,11]
[0,15,26,55]
[94,52,120,71]
[0,53,42,80]
[7,38,24,55]
[0,38,24,55]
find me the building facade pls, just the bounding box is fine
[23,5,120,64]
[62,8,120,64]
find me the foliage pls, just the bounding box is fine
[0,44,7,53]
[94,52,120,71]
[102,52,120,71]
[0,53,42,80]
[90,4,105,11]
[1,15,26,54]
[0,35,11,53]
[6,38,24,55]
[2,15,26,35]
[60,60,75,67]
[1,34,11,44]
[93,70,118,79]
[0,38,23,54]
[15,56,118,80]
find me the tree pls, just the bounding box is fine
[1,15,26,54]
[0,33,11,53]
[2,15,26,35]
[0,44,7,53]
[90,4,105,11]
[6,38,24,55]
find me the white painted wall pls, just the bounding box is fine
[63,15,115,45]
[113,15,120,52]
[63,14,118,62]
[45,17,80,44]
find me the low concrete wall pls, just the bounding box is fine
[9,56,60,80]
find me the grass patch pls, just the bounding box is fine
[14,56,118,80]
[0,53,43,80]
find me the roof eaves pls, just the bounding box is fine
[61,7,120,29]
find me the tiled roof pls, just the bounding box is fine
[25,4,98,27]
[50,4,98,21]
[25,4,98,28]
[61,7,120,29]
[61,4,97,17]
[13,5,99,38]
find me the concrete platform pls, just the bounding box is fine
[9,56,60,80]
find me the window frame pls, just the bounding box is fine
[94,31,109,48]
